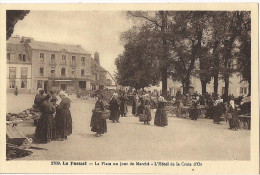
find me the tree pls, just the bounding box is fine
[126,11,171,96]
[168,11,204,94]
[6,10,30,40]
[115,26,160,90]
[236,12,251,96]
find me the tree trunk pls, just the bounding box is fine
[160,11,168,97]
[213,74,219,96]
[212,40,220,96]
[224,76,229,102]
[182,82,185,95]
[161,67,168,97]
[182,79,190,95]
[201,80,207,95]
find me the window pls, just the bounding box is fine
[72,56,76,65]
[240,87,247,95]
[37,81,43,89]
[61,68,66,77]
[18,53,22,61]
[71,68,75,76]
[9,67,16,78]
[7,52,10,61]
[106,79,112,86]
[22,54,26,62]
[9,80,16,89]
[40,53,45,62]
[92,85,96,91]
[62,55,66,64]
[21,80,27,88]
[95,74,99,80]
[40,67,44,76]
[21,67,28,78]
[81,69,85,77]
[51,68,55,77]
[51,54,56,61]
[81,57,85,66]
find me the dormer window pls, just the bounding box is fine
[22,54,26,62]
[7,52,10,61]
[51,54,55,61]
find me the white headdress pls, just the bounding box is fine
[59,91,68,98]
[37,88,43,94]
[158,96,166,102]
[230,100,235,109]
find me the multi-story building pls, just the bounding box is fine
[25,37,92,93]
[146,75,249,97]
[6,36,111,93]
[6,37,32,93]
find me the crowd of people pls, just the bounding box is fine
[90,91,170,137]
[32,87,250,141]
[34,88,72,143]
[90,89,250,136]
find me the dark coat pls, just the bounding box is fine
[90,100,107,134]
[109,98,120,121]
[55,97,72,138]
[154,102,168,126]
[35,100,56,142]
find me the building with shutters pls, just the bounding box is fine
[6,37,32,93]
[6,36,110,93]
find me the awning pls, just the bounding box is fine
[54,80,72,82]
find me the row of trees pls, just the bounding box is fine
[115,11,251,99]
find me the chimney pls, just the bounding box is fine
[94,52,100,65]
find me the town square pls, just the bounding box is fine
[5,10,251,161]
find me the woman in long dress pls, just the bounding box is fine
[143,95,152,124]
[55,92,72,140]
[132,94,137,116]
[90,93,107,136]
[35,94,56,143]
[14,86,18,96]
[229,100,240,130]
[109,93,120,123]
[154,96,168,127]
[137,97,144,117]
[120,93,128,117]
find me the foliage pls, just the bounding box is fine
[6,10,30,40]
[115,26,160,89]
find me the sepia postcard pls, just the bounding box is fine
[0,3,259,174]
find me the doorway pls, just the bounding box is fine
[79,81,86,89]
[61,84,67,91]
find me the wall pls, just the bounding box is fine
[30,48,92,92]
[6,63,32,93]
[167,74,249,97]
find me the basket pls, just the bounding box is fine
[139,114,147,122]
[97,110,111,120]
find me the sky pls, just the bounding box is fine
[12,11,133,75]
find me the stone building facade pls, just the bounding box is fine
[6,40,32,93]
[6,36,109,93]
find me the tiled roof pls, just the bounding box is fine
[91,59,107,72]
[7,43,27,53]
[29,41,90,54]
[7,37,22,44]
